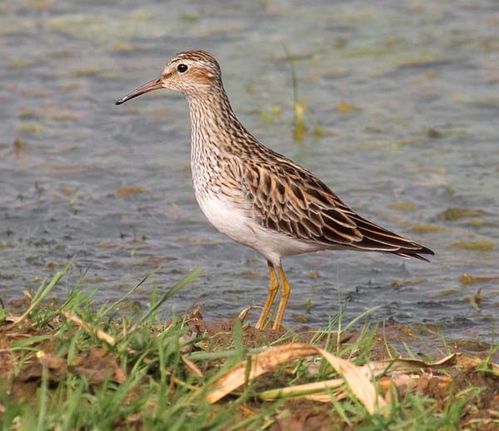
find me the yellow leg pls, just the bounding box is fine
[255,261,279,329]
[272,264,290,330]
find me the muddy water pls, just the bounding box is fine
[1,0,498,339]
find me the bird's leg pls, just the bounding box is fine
[272,264,290,330]
[255,261,279,329]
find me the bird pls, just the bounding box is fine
[116,50,434,330]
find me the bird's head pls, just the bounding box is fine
[116,50,221,105]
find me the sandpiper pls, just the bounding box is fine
[116,50,434,330]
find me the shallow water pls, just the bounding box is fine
[1,0,498,340]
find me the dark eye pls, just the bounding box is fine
[177,63,188,73]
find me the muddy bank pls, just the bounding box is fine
[1,296,498,429]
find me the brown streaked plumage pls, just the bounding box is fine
[116,50,434,330]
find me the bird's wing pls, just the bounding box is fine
[241,152,433,259]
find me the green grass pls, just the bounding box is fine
[0,267,497,430]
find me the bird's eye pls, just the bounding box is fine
[177,64,188,73]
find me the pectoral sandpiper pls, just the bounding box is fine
[116,50,434,330]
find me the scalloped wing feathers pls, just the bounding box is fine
[240,150,433,261]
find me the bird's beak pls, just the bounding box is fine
[115,77,163,105]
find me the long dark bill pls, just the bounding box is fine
[115,78,163,105]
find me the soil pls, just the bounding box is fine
[1,305,498,430]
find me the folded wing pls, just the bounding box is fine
[243,156,434,261]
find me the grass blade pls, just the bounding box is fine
[8,264,71,327]
[101,267,160,316]
[128,268,201,333]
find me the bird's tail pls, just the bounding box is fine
[348,214,435,261]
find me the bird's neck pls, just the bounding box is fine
[186,87,237,195]
[186,86,249,156]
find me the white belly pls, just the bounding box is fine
[195,193,323,265]
[197,193,254,246]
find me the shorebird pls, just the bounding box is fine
[116,50,434,330]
